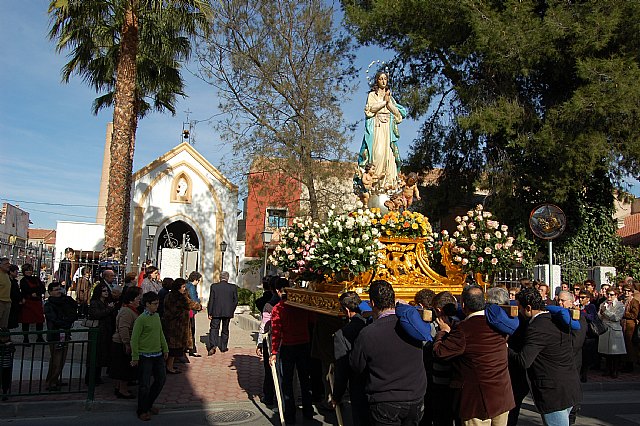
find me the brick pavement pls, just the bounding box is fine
[5,313,266,407]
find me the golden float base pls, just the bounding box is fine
[286,237,467,316]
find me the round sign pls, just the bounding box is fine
[529,204,566,240]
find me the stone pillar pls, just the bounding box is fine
[534,264,562,295]
[591,266,616,290]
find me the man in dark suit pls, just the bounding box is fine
[433,285,515,426]
[509,287,582,426]
[206,271,238,355]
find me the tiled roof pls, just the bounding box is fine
[28,228,56,244]
[617,214,640,246]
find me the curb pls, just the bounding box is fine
[581,380,640,392]
[235,312,260,332]
[0,399,270,418]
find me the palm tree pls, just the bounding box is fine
[48,0,211,260]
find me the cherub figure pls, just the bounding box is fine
[384,192,406,211]
[356,163,384,205]
[402,172,421,207]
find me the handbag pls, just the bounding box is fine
[81,318,99,328]
[588,315,607,336]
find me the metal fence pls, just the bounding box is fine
[0,240,55,277]
[494,267,534,288]
[0,328,98,402]
[554,250,614,285]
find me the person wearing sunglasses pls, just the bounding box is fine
[597,289,626,378]
[621,285,639,373]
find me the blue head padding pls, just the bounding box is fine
[485,303,520,335]
[395,303,432,342]
[547,305,581,330]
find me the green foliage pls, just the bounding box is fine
[343,0,640,229]
[612,247,640,281]
[48,0,211,117]
[237,288,254,306]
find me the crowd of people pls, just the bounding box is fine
[0,253,242,422]
[255,275,640,426]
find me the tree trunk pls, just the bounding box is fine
[104,4,139,262]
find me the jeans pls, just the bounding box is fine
[137,355,166,415]
[541,407,572,426]
[280,343,313,424]
[208,317,231,351]
[370,399,424,426]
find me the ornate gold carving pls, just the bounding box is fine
[288,237,467,315]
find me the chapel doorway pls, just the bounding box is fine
[157,220,200,279]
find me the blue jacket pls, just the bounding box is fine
[186,281,200,314]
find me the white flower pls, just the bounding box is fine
[442,230,449,236]
[484,233,491,240]
[351,260,358,265]
[495,231,502,239]
[454,256,462,262]
[337,242,343,248]
[362,234,370,241]
[335,254,340,258]
[470,244,476,251]
[501,224,508,232]
[357,248,364,254]
[453,231,460,238]
[468,223,476,231]
[455,216,462,223]
[457,225,464,232]
[355,200,364,209]
[491,257,498,265]
[463,215,469,222]
[484,247,492,255]
[470,234,478,240]
[476,204,483,211]
[322,260,328,265]
[288,254,295,260]
[461,258,469,265]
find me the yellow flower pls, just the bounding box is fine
[371,219,378,224]
[380,219,387,225]
[386,230,392,235]
[412,223,418,230]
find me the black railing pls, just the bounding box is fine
[0,328,98,402]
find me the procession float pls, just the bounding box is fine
[267,66,524,316]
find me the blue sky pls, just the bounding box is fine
[1,2,637,230]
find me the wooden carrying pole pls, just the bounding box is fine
[268,337,286,425]
[327,363,345,426]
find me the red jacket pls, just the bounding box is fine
[270,300,310,355]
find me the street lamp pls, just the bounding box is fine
[261,230,273,279]
[146,224,158,263]
[220,240,228,271]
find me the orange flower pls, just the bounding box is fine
[403,221,410,228]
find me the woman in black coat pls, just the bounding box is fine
[86,282,116,385]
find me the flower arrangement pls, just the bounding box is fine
[373,209,432,238]
[268,203,382,277]
[308,206,381,275]
[447,205,524,275]
[269,217,318,275]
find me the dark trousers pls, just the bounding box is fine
[45,343,68,388]
[261,338,275,403]
[280,343,313,424]
[137,355,166,416]
[208,317,231,351]
[189,316,197,353]
[22,323,44,342]
[423,383,457,426]
[370,399,424,426]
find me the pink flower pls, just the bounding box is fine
[478,257,484,263]
[461,258,469,265]
[491,258,498,265]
